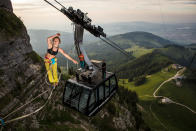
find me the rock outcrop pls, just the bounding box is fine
[0,7,44,102]
[0,0,13,12]
[0,3,48,129]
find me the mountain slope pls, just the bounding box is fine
[155,44,196,67]
[109,31,174,48]
[83,31,174,70]
[119,67,196,131]
[115,51,173,81]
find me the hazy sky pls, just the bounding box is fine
[12,0,196,31]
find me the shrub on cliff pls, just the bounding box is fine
[0,8,24,39]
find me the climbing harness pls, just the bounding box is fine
[44,56,56,64]
[51,58,56,65]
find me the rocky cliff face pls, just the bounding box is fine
[0,2,149,131]
[0,0,13,12]
[0,6,49,129]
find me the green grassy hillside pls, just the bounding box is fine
[119,67,176,98]
[86,32,196,131]
[125,45,154,58]
[86,34,196,72]
[119,67,196,131]
[155,44,196,67]
[110,31,175,48]
[85,31,174,66]
[115,52,173,81]
[158,80,196,111]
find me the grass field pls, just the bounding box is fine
[119,67,196,131]
[118,69,175,99]
[158,80,196,112]
[125,45,154,58]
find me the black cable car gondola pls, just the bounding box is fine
[44,0,130,116]
[63,72,118,116]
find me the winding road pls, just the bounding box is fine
[153,67,196,114]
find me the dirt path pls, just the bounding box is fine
[153,68,196,114]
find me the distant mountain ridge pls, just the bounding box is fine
[110,31,174,48]
[102,22,196,45]
[186,43,196,49]
[155,44,196,67]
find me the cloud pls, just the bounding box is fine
[12,0,196,30]
[13,3,42,11]
[12,1,55,12]
[12,0,196,12]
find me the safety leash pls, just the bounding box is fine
[0,88,54,126]
[3,90,49,120]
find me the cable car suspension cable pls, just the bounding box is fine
[99,37,130,57]
[105,37,129,55]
